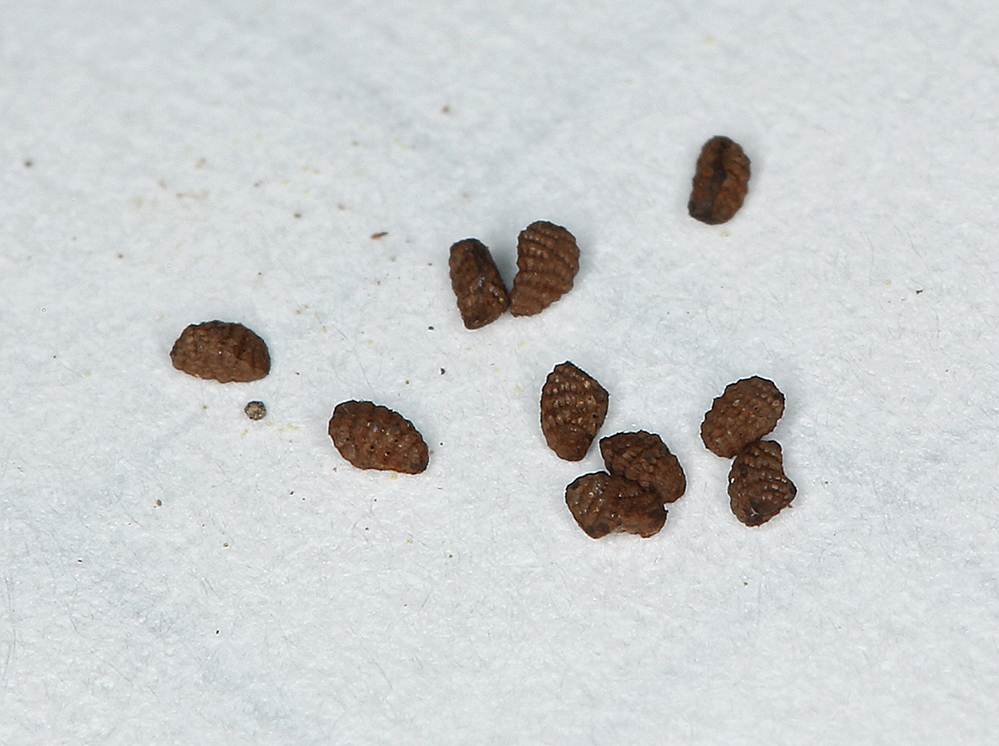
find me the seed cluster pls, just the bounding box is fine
[447,221,579,329]
[167,132,802,537]
[541,365,687,539]
[701,377,796,526]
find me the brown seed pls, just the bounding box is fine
[509,221,579,316]
[244,401,267,420]
[701,376,785,458]
[600,431,686,503]
[328,400,429,474]
[565,472,667,539]
[540,362,609,461]
[448,238,510,329]
[728,440,796,526]
[170,321,270,383]
[687,136,751,225]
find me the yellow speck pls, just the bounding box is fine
[885,280,892,286]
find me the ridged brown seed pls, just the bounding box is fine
[728,440,796,526]
[701,376,785,458]
[509,221,579,316]
[565,472,667,539]
[541,362,609,461]
[599,431,686,504]
[328,400,429,474]
[170,321,270,383]
[687,136,751,225]
[448,238,510,329]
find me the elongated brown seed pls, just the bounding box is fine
[328,400,429,474]
[565,472,667,539]
[541,362,609,461]
[170,321,270,383]
[701,376,785,458]
[688,136,751,225]
[448,238,510,329]
[509,221,579,316]
[728,440,796,526]
[600,431,686,504]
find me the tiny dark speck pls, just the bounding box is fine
[440,368,445,375]
[371,231,388,239]
[428,326,434,330]
[24,159,33,168]
[294,212,302,219]
[916,289,924,295]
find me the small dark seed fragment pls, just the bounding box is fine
[600,431,686,503]
[244,401,267,420]
[688,136,751,225]
[540,362,609,461]
[170,321,270,383]
[509,221,579,316]
[565,472,667,539]
[448,238,510,329]
[328,400,429,474]
[701,376,785,458]
[728,440,796,526]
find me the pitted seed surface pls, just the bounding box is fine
[541,362,609,461]
[701,376,785,458]
[170,321,270,383]
[688,136,751,225]
[328,400,429,474]
[728,440,796,526]
[600,431,686,504]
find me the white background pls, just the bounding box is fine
[2,1,998,743]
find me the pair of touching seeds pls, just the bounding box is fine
[701,376,796,526]
[448,221,579,329]
[541,362,686,539]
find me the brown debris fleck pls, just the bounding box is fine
[688,136,751,225]
[565,472,667,539]
[170,321,270,383]
[600,431,686,503]
[244,401,267,420]
[328,400,429,474]
[728,440,796,526]
[448,238,510,329]
[509,221,579,316]
[701,376,785,458]
[540,362,609,461]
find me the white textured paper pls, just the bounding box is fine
[2,1,998,743]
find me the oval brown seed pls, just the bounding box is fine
[728,440,796,526]
[170,321,270,383]
[448,238,510,329]
[687,136,751,225]
[509,221,579,316]
[541,362,609,461]
[599,431,686,504]
[328,400,429,474]
[565,472,667,539]
[701,376,785,458]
